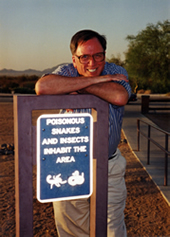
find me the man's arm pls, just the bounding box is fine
[76,73,130,106]
[35,73,130,106]
[35,74,113,95]
[78,81,129,106]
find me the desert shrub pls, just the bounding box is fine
[7,82,19,88]
[0,87,11,93]
[137,89,145,94]
[22,82,35,89]
[13,87,35,94]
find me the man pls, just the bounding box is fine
[35,29,131,237]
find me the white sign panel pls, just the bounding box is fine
[37,113,93,203]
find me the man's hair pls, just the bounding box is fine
[70,29,107,55]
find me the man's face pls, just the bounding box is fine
[72,37,105,77]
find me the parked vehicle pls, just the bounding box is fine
[128,93,137,102]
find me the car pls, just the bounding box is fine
[128,93,137,102]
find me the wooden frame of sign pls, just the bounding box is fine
[14,94,109,237]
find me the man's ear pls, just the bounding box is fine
[72,55,77,68]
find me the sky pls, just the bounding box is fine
[0,0,169,71]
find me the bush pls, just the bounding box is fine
[22,82,35,90]
[13,87,35,94]
[0,87,11,93]
[7,82,19,88]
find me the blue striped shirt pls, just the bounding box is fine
[52,62,131,157]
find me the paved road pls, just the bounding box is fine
[0,94,13,103]
[122,99,170,205]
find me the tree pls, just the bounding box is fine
[125,20,170,93]
[107,54,125,67]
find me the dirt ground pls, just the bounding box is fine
[0,103,170,237]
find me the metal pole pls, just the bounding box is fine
[141,95,150,114]
[147,125,151,165]
[164,134,168,186]
[137,119,140,151]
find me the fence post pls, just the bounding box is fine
[14,94,109,237]
[164,134,169,186]
[147,125,151,165]
[137,119,140,151]
[141,95,150,114]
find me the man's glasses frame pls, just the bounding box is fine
[75,52,105,64]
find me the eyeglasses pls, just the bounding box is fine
[75,52,105,64]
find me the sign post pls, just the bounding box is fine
[37,113,93,202]
[14,94,109,237]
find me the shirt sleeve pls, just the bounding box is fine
[115,80,131,99]
[52,63,79,77]
[104,62,131,98]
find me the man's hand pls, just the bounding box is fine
[102,74,128,83]
[69,92,79,94]
[77,74,129,106]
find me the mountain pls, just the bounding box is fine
[0,63,69,77]
[0,68,42,77]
